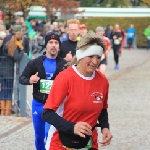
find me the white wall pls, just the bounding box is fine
[74,7,150,18]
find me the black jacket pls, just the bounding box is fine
[19,55,67,103]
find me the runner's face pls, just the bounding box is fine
[114,24,120,31]
[46,39,59,57]
[80,28,87,37]
[97,31,104,37]
[68,23,79,41]
[79,55,101,76]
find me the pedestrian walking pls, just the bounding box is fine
[42,31,112,150]
[19,32,66,150]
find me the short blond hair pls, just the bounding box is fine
[67,19,80,27]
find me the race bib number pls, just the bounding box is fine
[40,79,53,94]
[114,39,120,45]
[128,33,134,37]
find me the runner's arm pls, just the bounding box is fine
[97,109,109,130]
[19,60,35,85]
[42,108,75,134]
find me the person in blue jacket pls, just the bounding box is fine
[19,32,66,150]
[126,24,136,50]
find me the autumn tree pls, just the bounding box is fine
[0,0,33,21]
[141,0,150,7]
[40,0,80,20]
[9,0,40,19]
[0,0,15,23]
[129,0,150,7]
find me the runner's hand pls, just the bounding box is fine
[74,122,92,138]
[29,72,40,84]
[118,37,122,41]
[64,51,72,61]
[100,128,113,146]
[113,35,117,39]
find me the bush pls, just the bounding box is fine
[79,17,150,48]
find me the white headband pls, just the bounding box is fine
[76,45,103,61]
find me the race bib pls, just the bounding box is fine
[40,79,53,94]
[114,39,120,45]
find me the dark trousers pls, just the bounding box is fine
[147,39,150,50]
[113,45,121,65]
[127,38,134,48]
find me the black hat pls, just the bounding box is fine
[45,32,61,48]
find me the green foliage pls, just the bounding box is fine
[79,0,99,7]
[99,0,130,7]
[79,17,150,48]
[76,0,147,7]
[140,0,150,7]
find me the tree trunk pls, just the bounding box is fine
[130,0,141,6]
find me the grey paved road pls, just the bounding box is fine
[0,49,150,150]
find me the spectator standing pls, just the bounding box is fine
[19,32,66,150]
[0,32,25,115]
[126,24,136,50]
[2,25,29,55]
[0,31,6,44]
[143,24,150,50]
[2,25,22,47]
[0,23,7,52]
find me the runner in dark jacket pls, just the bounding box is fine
[19,32,66,150]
